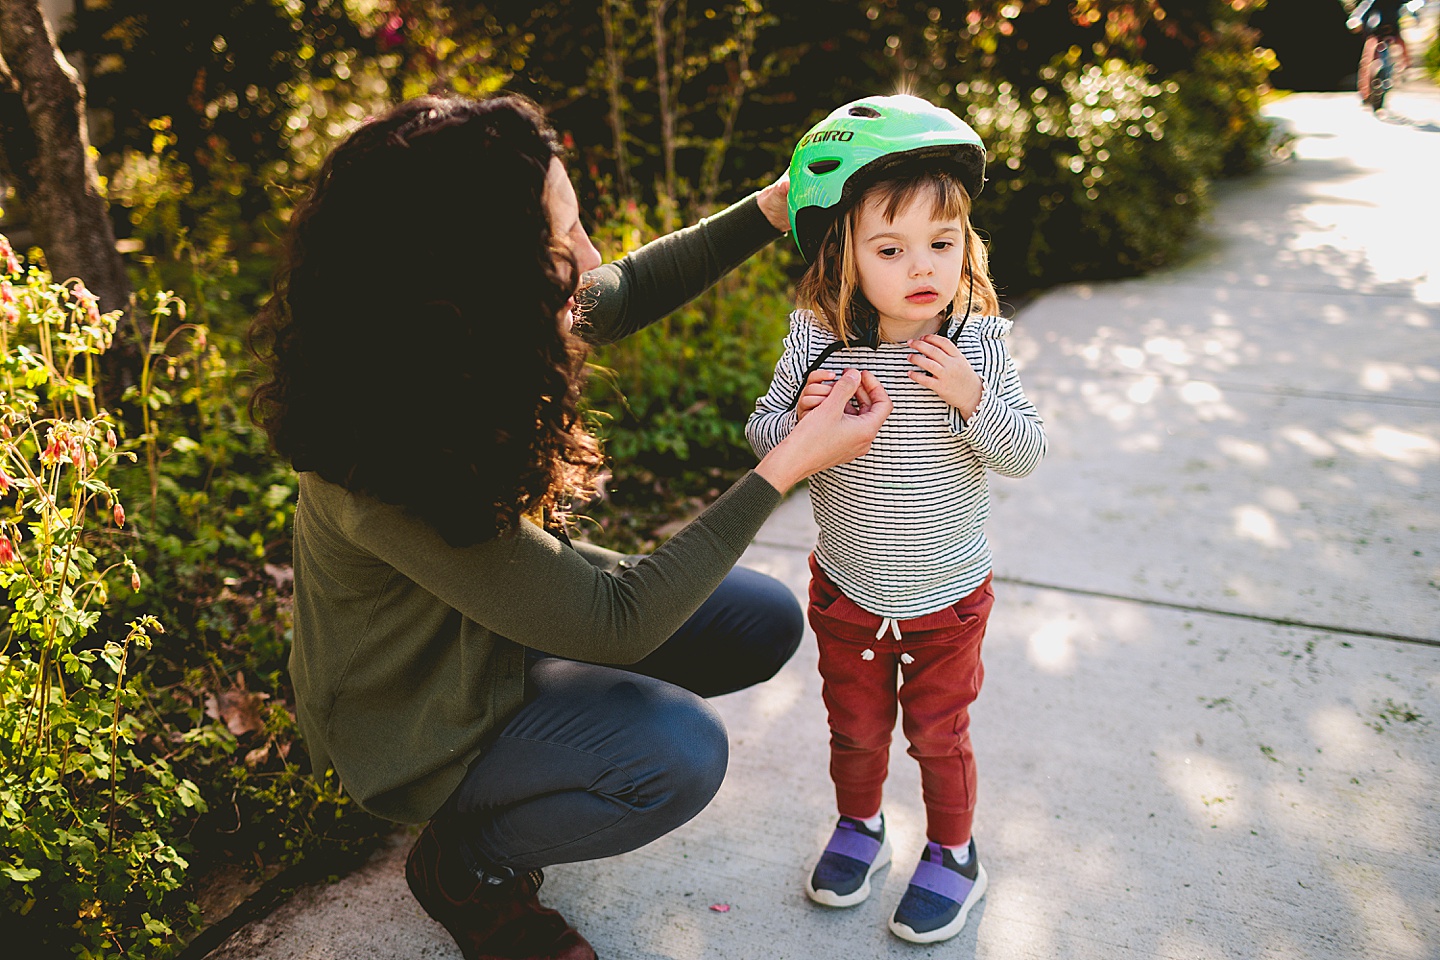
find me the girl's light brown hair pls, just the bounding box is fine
[795,169,998,344]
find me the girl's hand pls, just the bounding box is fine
[908,335,983,418]
[797,369,873,420]
[757,369,891,494]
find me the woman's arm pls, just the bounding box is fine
[336,370,886,663]
[576,185,787,346]
[341,472,782,665]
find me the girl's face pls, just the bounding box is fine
[544,158,602,330]
[852,189,966,341]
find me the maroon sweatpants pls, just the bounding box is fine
[807,554,994,847]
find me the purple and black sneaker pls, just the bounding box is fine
[888,838,988,943]
[805,814,892,907]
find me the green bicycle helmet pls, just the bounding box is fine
[787,94,986,263]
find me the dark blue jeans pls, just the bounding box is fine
[443,565,803,875]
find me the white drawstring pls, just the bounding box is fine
[861,617,913,663]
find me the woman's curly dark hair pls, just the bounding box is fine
[249,94,603,546]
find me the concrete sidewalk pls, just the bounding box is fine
[204,83,1440,960]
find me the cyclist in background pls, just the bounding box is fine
[1350,0,1415,104]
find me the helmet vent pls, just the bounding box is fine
[807,159,842,175]
[848,105,882,118]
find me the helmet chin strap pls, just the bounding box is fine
[947,222,976,345]
[850,297,882,349]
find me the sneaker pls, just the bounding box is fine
[805,814,892,907]
[888,838,988,944]
[405,818,596,960]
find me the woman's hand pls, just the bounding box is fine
[908,334,983,418]
[756,173,791,234]
[756,368,891,494]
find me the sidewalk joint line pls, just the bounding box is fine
[995,576,1439,648]
[1026,368,1440,409]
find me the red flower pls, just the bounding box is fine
[113,503,125,527]
[378,13,405,49]
[0,537,14,564]
[0,236,19,276]
[131,570,141,591]
[0,468,10,494]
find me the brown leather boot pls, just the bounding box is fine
[405,819,597,960]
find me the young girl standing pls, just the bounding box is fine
[747,94,1046,944]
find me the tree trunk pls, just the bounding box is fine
[0,0,140,398]
[599,0,633,203]
[649,0,678,230]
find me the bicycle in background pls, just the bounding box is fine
[1365,32,1396,111]
[1349,0,1423,111]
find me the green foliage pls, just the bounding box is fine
[67,1,369,200]
[353,0,1275,292]
[966,21,1278,290]
[0,239,389,957]
[75,0,1281,303]
[0,243,197,957]
[105,119,280,333]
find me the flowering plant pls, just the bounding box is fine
[0,235,202,958]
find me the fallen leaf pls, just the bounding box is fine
[708,904,730,913]
[205,681,270,737]
[265,563,294,590]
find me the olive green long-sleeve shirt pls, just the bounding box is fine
[290,195,785,824]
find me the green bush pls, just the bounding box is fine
[965,24,1277,294]
[0,238,390,958]
[0,243,196,957]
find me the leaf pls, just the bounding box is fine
[263,563,293,590]
[174,779,203,810]
[203,683,270,737]
[1,864,41,881]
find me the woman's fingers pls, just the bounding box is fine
[816,369,889,455]
[755,369,891,492]
[854,370,891,419]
